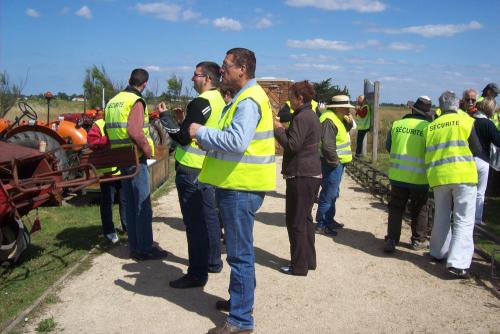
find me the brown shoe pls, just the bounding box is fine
[207,322,253,334]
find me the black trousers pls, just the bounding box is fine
[387,184,429,243]
[285,177,322,275]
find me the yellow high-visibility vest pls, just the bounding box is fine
[94,119,120,175]
[104,91,154,157]
[175,89,225,169]
[388,117,429,185]
[319,111,353,164]
[198,82,276,191]
[425,112,477,187]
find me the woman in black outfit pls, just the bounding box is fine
[466,96,500,225]
[274,81,322,276]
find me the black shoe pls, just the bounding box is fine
[321,225,338,236]
[208,264,223,273]
[428,254,445,263]
[131,246,169,261]
[447,267,470,279]
[169,274,207,289]
[279,265,307,276]
[331,220,344,229]
[383,239,396,253]
[410,240,428,251]
[215,299,230,312]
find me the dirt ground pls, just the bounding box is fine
[23,158,500,333]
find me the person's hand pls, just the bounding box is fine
[157,102,167,113]
[173,107,185,123]
[274,118,284,129]
[189,123,202,138]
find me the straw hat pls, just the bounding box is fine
[326,95,355,109]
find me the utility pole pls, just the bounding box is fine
[371,81,380,164]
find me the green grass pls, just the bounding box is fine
[0,168,176,332]
[0,205,107,330]
[35,317,56,333]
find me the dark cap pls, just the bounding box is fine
[483,82,500,95]
[411,96,432,114]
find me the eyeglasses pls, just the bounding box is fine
[221,63,239,70]
[465,98,476,102]
[193,72,207,78]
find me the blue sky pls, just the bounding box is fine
[1,0,499,103]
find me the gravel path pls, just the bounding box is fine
[23,158,500,333]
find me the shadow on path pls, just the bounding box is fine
[153,216,185,232]
[115,258,225,326]
[331,227,493,283]
[254,246,289,272]
[255,212,285,228]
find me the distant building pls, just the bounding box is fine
[71,96,85,102]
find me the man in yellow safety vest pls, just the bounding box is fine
[425,91,482,279]
[105,68,168,261]
[315,95,354,236]
[383,96,432,253]
[189,48,276,334]
[158,62,225,289]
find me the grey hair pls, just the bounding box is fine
[476,97,497,118]
[439,91,459,112]
[462,88,477,100]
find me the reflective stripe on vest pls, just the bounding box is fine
[94,119,120,175]
[319,111,353,164]
[425,113,477,187]
[104,91,154,157]
[175,89,225,169]
[388,118,429,184]
[198,82,276,191]
[356,103,371,130]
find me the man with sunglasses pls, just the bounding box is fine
[189,48,276,334]
[159,62,225,289]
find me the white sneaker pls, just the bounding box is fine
[105,232,119,244]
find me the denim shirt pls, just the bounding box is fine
[196,79,261,154]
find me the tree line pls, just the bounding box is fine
[0,65,350,116]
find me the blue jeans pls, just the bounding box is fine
[316,162,345,227]
[120,159,153,255]
[216,189,265,330]
[99,180,127,235]
[176,170,213,280]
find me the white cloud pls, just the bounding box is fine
[135,3,200,22]
[213,17,242,31]
[368,20,483,37]
[344,57,402,65]
[60,7,70,15]
[256,17,273,29]
[379,76,415,83]
[287,38,378,51]
[289,54,332,62]
[182,9,200,21]
[293,63,341,71]
[387,42,424,51]
[285,0,386,13]
[26,8,40,18]
[75,6,92,20]
[146,65,161,72]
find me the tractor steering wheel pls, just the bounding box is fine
[18,101,38,121]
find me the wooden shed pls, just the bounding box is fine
[257,78,293,155]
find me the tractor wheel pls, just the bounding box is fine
[149,121,163,146]
[0,218,30,266]
[7,130,69,175]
